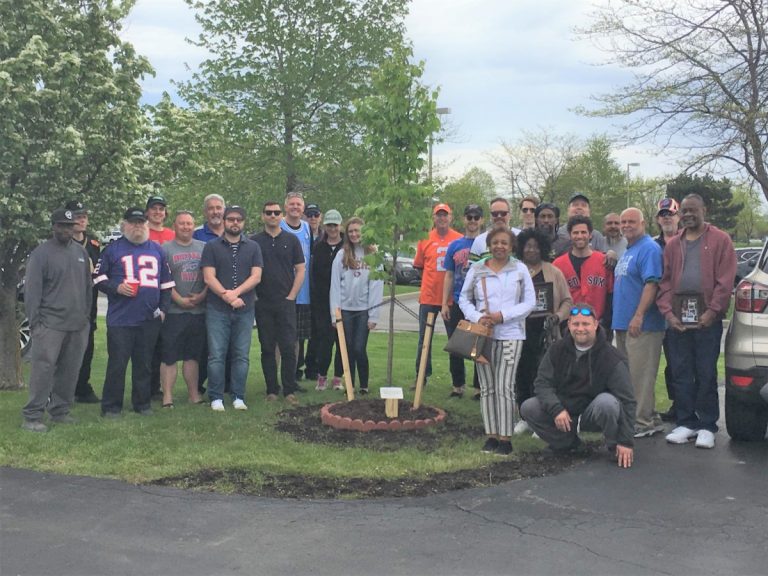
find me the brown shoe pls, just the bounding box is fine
[266,394,278,402]
[285,394,299,406]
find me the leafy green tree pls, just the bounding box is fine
[438,167,496,231]
[180,0,408,202]
[666,174,743,231]
[0,0,151,389]
[356,47,440,385]
[732,185,765,242]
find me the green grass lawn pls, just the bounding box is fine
[0,317,717,491]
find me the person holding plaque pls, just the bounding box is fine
[513,228,572,434]
[658,194,736,449]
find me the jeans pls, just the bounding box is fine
[255,299,297,396]
[341,309,371,389]
[206,306,254,402]
[102,319,161,414]
[314,321,343,378]
[415,304,448,379]
[665,321,723,433]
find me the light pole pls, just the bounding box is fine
[428,107,452,182]
[626,162,640,207]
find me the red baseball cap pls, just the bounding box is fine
[432,203,452,215]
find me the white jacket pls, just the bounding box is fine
[459,258,535,340]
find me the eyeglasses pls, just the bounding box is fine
[225,216,244,223]
[658,211,675,217]
[306,213,321,218]
[465,215,482,221]
[263,210,282,216]
[521,208,536,213]
[491,211,509,218]
[570,307,594,317]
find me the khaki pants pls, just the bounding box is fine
[615,330,664,428]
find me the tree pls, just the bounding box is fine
[437,167,496,231]
[666,174,743,231]
[0,0,151,389]
[356,47,440,386]
[579,0,768,202]
[732,184,765,241]
[489,128,581,202]
[180,0,407,200]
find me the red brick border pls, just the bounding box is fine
[320,402,446,432]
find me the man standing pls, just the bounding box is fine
[21,208,92,432]
[603,212,627,259]
[413,203,463,386]
[252,201,306,405]
[442,204,484,398]
[146,195,175,244]
[193,193,226,242]
[612,208,666,438]
[304,203,323,243]
[535,203,569,258]
[200,206,262,411]
[160,210,208,407]
[65,200,101,404]
[555,193,611,257]
[553,216,613,324]
[658,194,736,449]
[470,197,520,260]
[94,208,174,417]
[281,191,312,388]
[310,209,345,391]
[302,202,322,380]
[518,196,539,231]
[520,303,636,468]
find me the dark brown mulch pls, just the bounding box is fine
[150,404,599,499]
[329,398,439,421]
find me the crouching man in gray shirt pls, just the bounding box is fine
[21,208,92,432]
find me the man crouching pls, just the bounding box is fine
[520,303,637,468]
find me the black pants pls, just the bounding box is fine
[74,323,97,397]
[101,319,161,414]
[444,303,468,387]
[255,299,297,396]
[313,314,343,378]
[515,316,545,408]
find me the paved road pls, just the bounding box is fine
[2,427,766,576]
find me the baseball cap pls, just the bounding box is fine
[464,204,483,217]
[568,192,590,204]
[123,207,147,222]
[50,208,77,225]
[224,205,246,219]
[656,198,679,216]
[304,203,321,216]
[64,200,87,214]
[146,195,167,209]
[324,209,343,225]
[432,203,452,215]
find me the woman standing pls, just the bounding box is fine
[459,228,535,455]
[329,217,383,394]
[513,228,572,434]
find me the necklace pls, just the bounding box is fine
[527,263,541,276]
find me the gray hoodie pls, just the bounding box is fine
[329,246,384,324]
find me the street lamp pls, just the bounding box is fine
[428,107,452,182]
[626,162,640,207]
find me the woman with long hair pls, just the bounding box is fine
[329,217,383,394]
[459,228,535,455]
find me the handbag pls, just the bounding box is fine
[444,277,493,362]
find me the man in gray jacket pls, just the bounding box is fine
[21,208,92,432]
[520,303,637,468]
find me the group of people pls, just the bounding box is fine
[21,189,737,471]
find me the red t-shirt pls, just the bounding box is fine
[414,228,462,306]
[149,227,175,244]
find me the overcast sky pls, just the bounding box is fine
[121,0,679,188]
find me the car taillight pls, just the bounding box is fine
[729,375,754,388]
[734,279,768,313]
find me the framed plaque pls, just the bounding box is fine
[673,292,704,326]
[530,282,554,318]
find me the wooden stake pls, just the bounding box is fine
[413,311,435,410]
[335,308,355,401]
[385,398,398,418]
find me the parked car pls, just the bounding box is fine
[735,254,760,286]
[384,253,422,286]
[101,227,122,244]
[736,247,761,262]
[724,240,768,441]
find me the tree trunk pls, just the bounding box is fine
[0,277,24,390]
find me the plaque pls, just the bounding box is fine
[530,282,554,318]
[673,292,704,326]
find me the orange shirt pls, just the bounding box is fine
[414,228,462,305]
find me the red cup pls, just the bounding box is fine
[125,279,140,297]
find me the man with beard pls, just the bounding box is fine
[535,203,569,258]
[469,197,520,260]
[64,200,101,404]
[94,208,174,417]
[21,208,92,432]
[201,206,263,411]
[603,212,627,260]
[193,194,226,242]
[555,193,610,257]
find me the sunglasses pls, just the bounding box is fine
[658,211,675,217]
[306,213,321,218]
[521,207,536,213]
[570,307,594,317]
[225,216,244,223]
[175,209,194,216]
[491,211,509,218]
[263,210,282,216]
[465,215,482,221]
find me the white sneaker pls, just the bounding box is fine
[211,399,225,412]
[695,429,715,449]
[513,420,531,435]
[665,425,697,444]
[233,398,248,411]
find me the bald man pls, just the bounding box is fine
[612,207,665,439]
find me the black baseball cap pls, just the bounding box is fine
[568,192,590,205]
[464,204,483,217]
[224,205,246,219]
[64,200,87,214]
[123,207,147,222]
[146,195,167,209]
[50,208,77,225]
[304,203,321,216]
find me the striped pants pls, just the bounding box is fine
[476,339,522,437]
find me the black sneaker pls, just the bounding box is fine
[75,390,100,404]
[481,437,500,453]
[659,406,676,423]
[495,440,513,456]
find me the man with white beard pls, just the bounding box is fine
[94,208,174,417]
